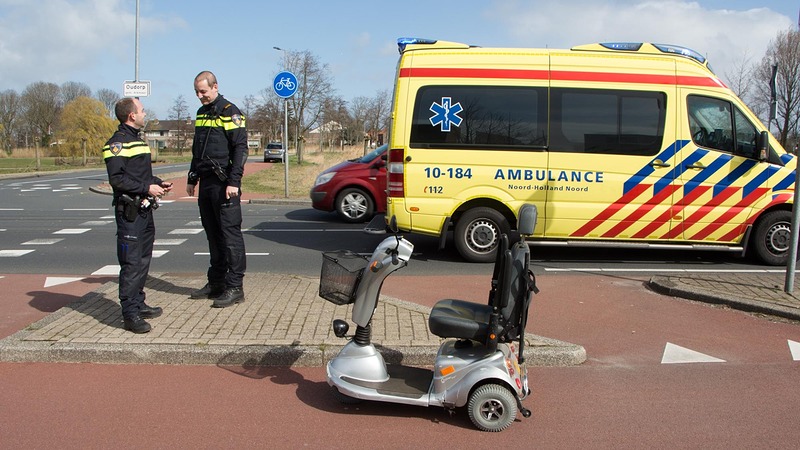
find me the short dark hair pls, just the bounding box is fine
[195,70,217,87]
[114,98,136,123]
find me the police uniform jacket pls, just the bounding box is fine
[189,94,248,188]
[102,123,162,200]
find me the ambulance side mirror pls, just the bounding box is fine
[757,131,769,162]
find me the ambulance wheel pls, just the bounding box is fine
[751,210,794,266]
[454,207,510,263]
[467,384,517,432]
[336,187,374,223]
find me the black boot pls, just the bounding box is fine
[123,316,151,334]
[212,287,245,308]
[139,304,163,319]
[190,283,225,299]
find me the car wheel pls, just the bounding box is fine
[467,384,517,432]
[750,210,795,265]
[335,188,374,223]
[454,207,510,263]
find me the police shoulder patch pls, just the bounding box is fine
[109,142,123,155]
[231,114,243,126]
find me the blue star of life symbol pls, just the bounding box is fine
[429,97,463,132]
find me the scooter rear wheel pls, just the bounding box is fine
[467,384,517,432]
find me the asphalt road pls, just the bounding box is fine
[0,167,785,278]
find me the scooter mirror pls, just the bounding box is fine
[388,215,398,234]
[332,319,350,338]
[517,204,538,235]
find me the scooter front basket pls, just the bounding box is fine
[319,250,369,305]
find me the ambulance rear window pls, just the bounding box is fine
[410,86,547,150]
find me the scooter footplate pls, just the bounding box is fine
[342,365,433,399]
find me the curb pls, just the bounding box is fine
[648,276,800,321]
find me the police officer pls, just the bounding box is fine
[103,97,173,333]
[186,71,248,307]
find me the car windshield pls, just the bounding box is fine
[267,143,282,149]
[355,144,387,163]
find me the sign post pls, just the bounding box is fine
[273,71,298,198]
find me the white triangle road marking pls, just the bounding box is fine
[789,340,800,361]
[661,342,726,364]
[44,277,85,288]
[91,265,120,276]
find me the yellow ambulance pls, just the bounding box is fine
[385,38,796,264]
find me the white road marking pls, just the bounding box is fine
[81,221,113,226]
[53,228,91,234]
[154,239,187,245]
[44,277,85,288]
[0,249,35,257]
[152,250,169,258]
[22,238,63,245]
[194,252,270,256]
[91,265,120,276]
[661,343,726,364]
[169,228,204,235]
[788,340,800,361]
[64,208,108,211]
[0,208,24,211]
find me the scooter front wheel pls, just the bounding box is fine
[467,384,518,432]
[331,386,362,405]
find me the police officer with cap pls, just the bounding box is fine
[186,71,248,307]
[103,97,173,333]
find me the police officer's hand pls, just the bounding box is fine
[161,181,173,194]
[148,184,165,197]
[186,184,196,197]
[226,185,239,200]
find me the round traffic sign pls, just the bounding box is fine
[273,71,298,98]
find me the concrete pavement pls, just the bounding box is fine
[0,272,587,367]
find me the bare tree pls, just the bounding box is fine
[21,81,61,146]
[0,89,21,154]
[168,95,191,155]
[95,88,120,118]
[254,89,283,144]
[282,49,335,163]
[753,29,800,149]
[367,89,391,146]
[348,95,371,153]
[725,50,756,107]
[60,81,92,105]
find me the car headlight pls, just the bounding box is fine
[314,172,336,187]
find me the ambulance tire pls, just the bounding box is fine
[454,207,510,263]
[751,210,795,266]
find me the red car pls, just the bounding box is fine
[310,144,387,223]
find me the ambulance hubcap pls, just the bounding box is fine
[466,219,497,252]
[766,222,791,254]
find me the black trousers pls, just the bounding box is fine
[198,176,246,288]
[115,207,155,319]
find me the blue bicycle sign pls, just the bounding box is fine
[273,71,298,98]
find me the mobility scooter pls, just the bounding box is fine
[318,204,539,432]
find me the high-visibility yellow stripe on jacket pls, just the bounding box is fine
[102,140,151,160]
[195,114,247,131]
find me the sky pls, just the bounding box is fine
[0,0,797,120]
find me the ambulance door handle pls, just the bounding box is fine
[686,163,705,170]
[650,160,671,168]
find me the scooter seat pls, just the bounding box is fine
[428,299,493,341]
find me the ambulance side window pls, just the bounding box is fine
[549,88,666,156]
[687,95,734,153]
[410,86,547,149]
[733,108,759,159]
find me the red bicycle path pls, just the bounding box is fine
[2,270,800,447]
